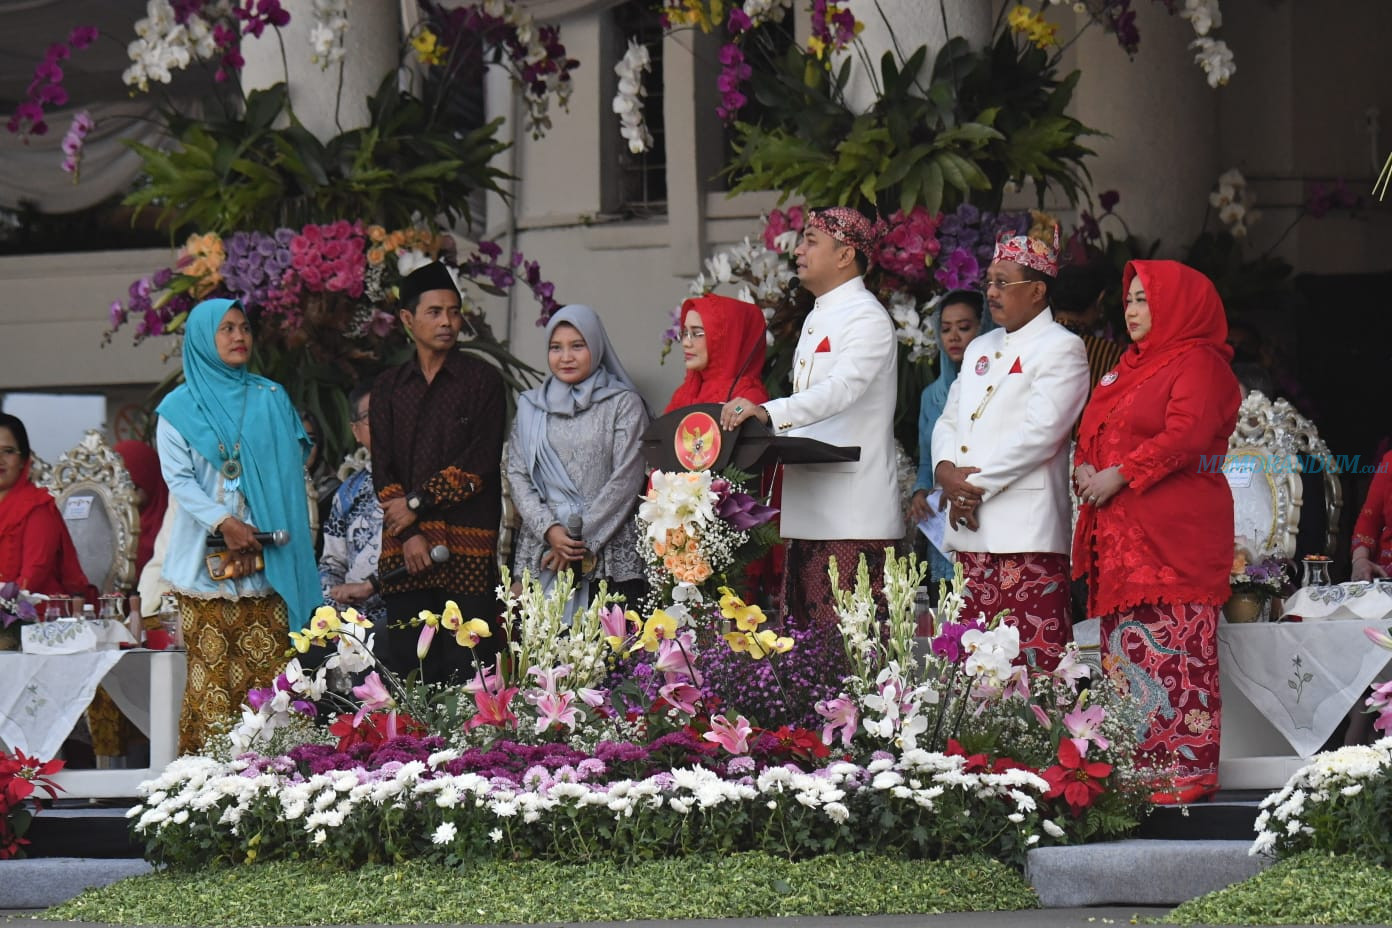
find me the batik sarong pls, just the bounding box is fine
[956,551,1071,671]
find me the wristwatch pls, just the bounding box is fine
[406,492,424,512]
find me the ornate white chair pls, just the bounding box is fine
[34,431,141,593]
[1227,390,1341,559]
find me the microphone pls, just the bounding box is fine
[377,545,450,585]
[206,529,290,549]
[564,513,583,542]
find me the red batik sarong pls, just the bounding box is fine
[956,551,1071,671]
[1099,602,1221,781]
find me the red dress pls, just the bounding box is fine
[0,463,91,596]
[1072,260,1241,792]
[1352,451,1392,571]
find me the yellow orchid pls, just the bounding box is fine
[630,610,678,654]
[718,586,766,631]
[724,628,793,660]
[308,605,342,638]
[411,28,447,66]
[438,600,464,631]
[453,618,492,648]
[289,628,315,654]
[341,607,370,629]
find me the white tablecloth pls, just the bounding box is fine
[1283,581,1392,622]
[0,650,163,760]
[1218,618,1392,756]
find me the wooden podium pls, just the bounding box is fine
[640,403,860,473]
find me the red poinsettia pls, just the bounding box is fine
[1,749,65,860]
[946,738,1029,775]
[1041,739,1113,815]
[327,711,427,751]
[761,726,831,763]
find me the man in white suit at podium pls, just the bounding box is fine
[721,206,901,636]
[931,229,1089,670]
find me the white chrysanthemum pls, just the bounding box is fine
[432,822,458,845]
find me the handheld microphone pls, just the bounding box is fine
[564,513,583,541]
[206,529,290,549]
[377,545,450,585]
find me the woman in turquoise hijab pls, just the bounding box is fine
[156,298,319,754]
[908,289,992,586]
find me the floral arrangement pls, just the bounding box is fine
[612,39,655,155]
[1230,550,1290,598]
[634,469,779,606]
[0,582,43,629]
[1,749,65,859]
[134,550,1157,871]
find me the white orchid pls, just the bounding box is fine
[1179,0,1222,36]
[1190,37,1236,88]
[612,39,654,155]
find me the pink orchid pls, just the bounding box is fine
[814,696,859,748]
[703,714,752,755]
[533,690,580,734]
[466,685,519,731]
[1063,704,1110,755]
[527,664,571,694]
[658,681,702,715]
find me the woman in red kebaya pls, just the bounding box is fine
[1351,451,1392,581]
[0,413,90,597]
[1072,260,1241,805]
[664,294,769,413]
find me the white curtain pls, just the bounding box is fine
[0,100,167,214]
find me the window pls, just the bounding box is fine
[610,1,667,216]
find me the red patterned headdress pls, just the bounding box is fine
[992,225,1061,277]
[806,207,879,264]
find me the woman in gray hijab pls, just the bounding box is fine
[506,305,651,612]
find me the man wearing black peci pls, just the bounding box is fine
[370,261,506,684]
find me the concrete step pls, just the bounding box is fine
[0,857,153,909]
[1026,838,1269,907]
[22,802,143,858]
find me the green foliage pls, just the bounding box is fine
[124,77,511,236]
[1168,851,1392,926]
[47,853,1037,925]
[724,31,1095,215]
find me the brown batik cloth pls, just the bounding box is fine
[87,687,134,758]
[176,592,288,755]
[780,538,901,636]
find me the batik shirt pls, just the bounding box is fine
[318,465,386,626]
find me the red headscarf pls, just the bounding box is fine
[1077,260,1233,450]
[116,440,170,574]
[664,294,770,413]
[0,458,90,595]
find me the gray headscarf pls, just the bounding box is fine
[514,305,645,613]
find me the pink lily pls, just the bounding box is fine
[600,605,632,649]
[527,664,571,694]
[703,714,752,755]
[466,685,519,731]
[658,681,701,715]
[533,690,580,734]
[577,687,606,708]
[416,620,437,660]
[1001,666,1031,701]
[1365,626,1392,651]
[814,696,859,748]
[463,665,501,694]
[1063,703,1110,756]
[1053,650,1092,684]
[1030,704,1051,728]
[351,672,394,728]
[655,633,702,685]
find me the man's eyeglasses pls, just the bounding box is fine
[984,278,1036,291]
[679,328,706,341]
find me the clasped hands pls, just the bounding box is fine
[217,516,263,578]
[541,523,589,573]
[934,462,984,532]
[1074,463,1127,507]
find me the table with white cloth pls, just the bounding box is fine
[0,648,186,798]
[1217,581,1392,789]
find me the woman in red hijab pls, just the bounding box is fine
[116,440,170,576]
[1072,260,1241,805]
[664,294,769,413]
[0,413,90,596]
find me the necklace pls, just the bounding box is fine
[217,386,249,480]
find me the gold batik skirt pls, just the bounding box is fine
[175,592,288,755]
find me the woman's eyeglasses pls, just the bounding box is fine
[679,328,706,341]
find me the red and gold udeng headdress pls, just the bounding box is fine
[805,207,880,263]
[992,223,1061,277]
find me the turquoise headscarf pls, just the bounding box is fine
[156,298,321,631]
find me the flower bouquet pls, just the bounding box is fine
[634,468,778,607]
[0,582,44,650]
[1226,550,1290,622]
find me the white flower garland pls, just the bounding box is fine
[612,38,654,155]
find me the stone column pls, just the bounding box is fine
[240,0,400,143]
[835,0,993,115]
